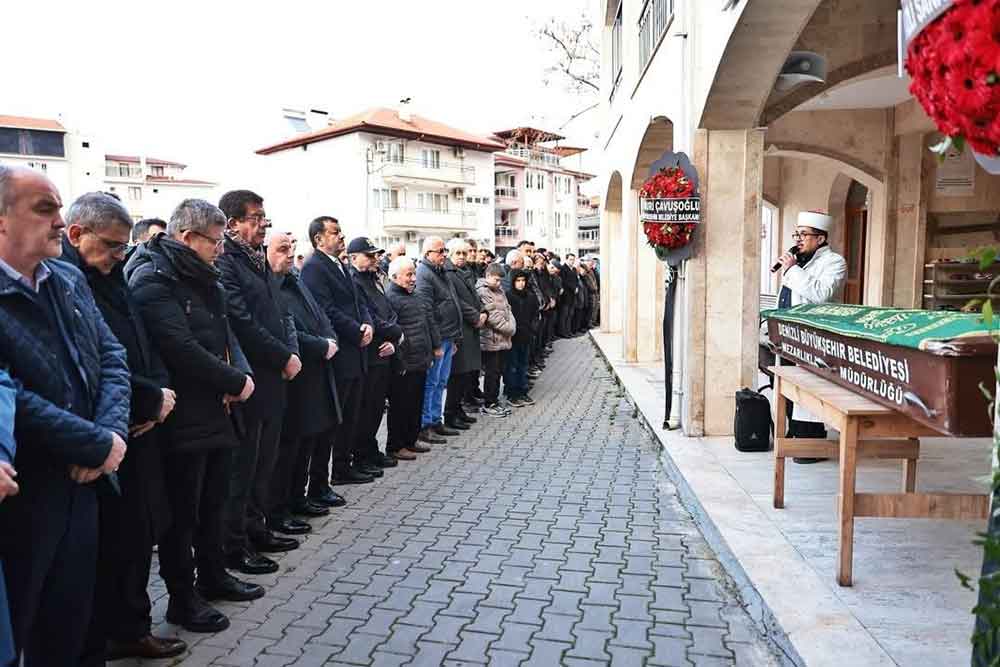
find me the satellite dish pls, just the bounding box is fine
[775,51,827,91]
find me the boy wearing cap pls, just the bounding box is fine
[774,210,847,462]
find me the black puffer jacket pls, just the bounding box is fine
[506,270,540,345]
[126,235,250,453]
[415,257,462,346]
[385,281,434,373]
[444,261,482,374]
[216,237,297,419]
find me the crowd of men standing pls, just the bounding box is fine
[0,165,600,665]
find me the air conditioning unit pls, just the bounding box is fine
[453,146,465,159]
[452,188,465,199]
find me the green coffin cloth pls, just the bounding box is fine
[762,303,993,350]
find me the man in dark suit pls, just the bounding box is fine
[268,233,343,526]
[0,166,129,664]
[300,216,375,488]
[216,190,302,574]
[62,193,186,663]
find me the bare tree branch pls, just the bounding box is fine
[559,102,600,130]
[537,13,600,97]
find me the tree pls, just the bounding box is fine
[537,11,600,129]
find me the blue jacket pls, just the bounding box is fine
[0,259,130,473]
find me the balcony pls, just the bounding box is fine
[380,157,475,187]
[638,0,674,76]
[495,186,519,210]
[381,207,478,232]
[105,164,143,179]
[503,145,561,168]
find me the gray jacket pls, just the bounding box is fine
[476,278,515,352]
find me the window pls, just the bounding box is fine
[128,186,142,201]
[372,188,400,210]
[0,128,65,157]
[432,193,448,212]
[82,141,90,148]
[526,210,534,227]
[387,143,404,164]
[421,149,441,169]
[760,201,779,296]
[118,163,132,177]
[610,1,623,99]
[638,0,674,74]
[151,165,165,177]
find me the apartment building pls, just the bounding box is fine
[492,128,593,258]
[577,196,600,258]
[255,107,503,252]
[102,154,217,220]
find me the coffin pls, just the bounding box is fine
[764,304,997,437]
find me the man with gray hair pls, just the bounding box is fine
[126,198,262,634]
[60,193,186,662]
[0,166,130,664]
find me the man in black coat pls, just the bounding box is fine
[384,257,434,461]
[267,234,342,529]
[216,190,301,574]
[300,216,375,487]
[349,237,403,474]
[127,198,262,633]
[558,253,580,338]
[0,167,130,665]
[442,239,484,431]
[61,194,187,663]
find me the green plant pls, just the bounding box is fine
[956,246,1000,666]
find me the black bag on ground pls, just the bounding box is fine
[734,388,773,452]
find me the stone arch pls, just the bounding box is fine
[601,171,624,334]
[631,116,675,190]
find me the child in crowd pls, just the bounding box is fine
[504,269,539,407]
[476,264,515,416]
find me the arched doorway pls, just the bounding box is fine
[601,172,624,334]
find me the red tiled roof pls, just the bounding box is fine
[552,146,587,158]
[495,155,527,169]
[0,115,65,132]
[256,108,506,155]
[105,154,187,167]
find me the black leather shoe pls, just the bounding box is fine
[273,518,312,535]
[418,428,446,445]
[252,532,300,553]
[372,452,398,468]
[308,489,346,507]
[165,591,229,633]
[106,635,188,660]
[292,499,331,516]
[356,463,384,478]
[433,424,460,436]
[225,548,278,575]
[457,411,477,424]
[444,417,470,431]
[464,396,485,407]
[196,574,265,602]
[331,468,375,485]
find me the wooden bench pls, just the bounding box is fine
[770,365,990,586]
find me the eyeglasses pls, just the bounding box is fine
[189,230,225,248]
[427,248,445,255]
[791,232,822,240]
[83,230,129,256]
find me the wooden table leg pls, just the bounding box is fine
[838,417,859,586]
[774,375,786,509]
[903,438,918,493]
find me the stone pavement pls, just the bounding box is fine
[142,337,791,666]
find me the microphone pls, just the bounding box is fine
[771,246,799,273]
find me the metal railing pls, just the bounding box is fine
[495,227,517,238]
[638,0,674,74]
[382,207,478,230]
[610,2,623,100]
[495,186,518,199]
[105,165,143,179]
[380,156,475,185]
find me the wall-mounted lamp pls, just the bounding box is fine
[775,51,827,91]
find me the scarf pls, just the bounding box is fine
[225,230,266,273]
[156,235,223,286]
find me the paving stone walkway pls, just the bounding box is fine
[144,337,790,666]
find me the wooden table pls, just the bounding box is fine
[771,365,990,586]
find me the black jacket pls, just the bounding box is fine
[415,257,462,346]
[536,268,557,310]
[506,270,540,345]
[559,262,579,303]
[445,261,483,374]
[126,235,250,453]
[277,272,341,439]
[350,267,403,368]
[385,282,434,373]
[61,240,171,546]
[300,251,373,381]
[216,237,297,419]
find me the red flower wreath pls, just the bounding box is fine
[906,0,1000,158]
[639,167,697,252]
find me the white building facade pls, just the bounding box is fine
[256,108,502,253]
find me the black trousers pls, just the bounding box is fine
[3,483,98,667]
[387,370,426,453]
[268,431,307,524]
[311,375,363,491]
[225,417,282,553]
[159,448,231,593]
[481,350,508,405]
[573,305,589,333]
[444,370,475,420]
[558,299,575,337]
[301,428,335,502]
[356,364,392,463]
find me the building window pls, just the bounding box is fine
[638,0,674,74]
[387,142,404,164]
[82,141,90,148]
[432,193,448,211]
[0,128,65,157]
[128,186,142,201]
[118,163,131,177]
[151,165,165,177]
[421,149,441,169]
[373,188,400,210]
[610,1,623,100]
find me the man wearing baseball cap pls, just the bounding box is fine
[774,210,847,463]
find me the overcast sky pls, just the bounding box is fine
[6,0,600,191]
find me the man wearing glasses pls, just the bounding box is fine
[774,210,847,462]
